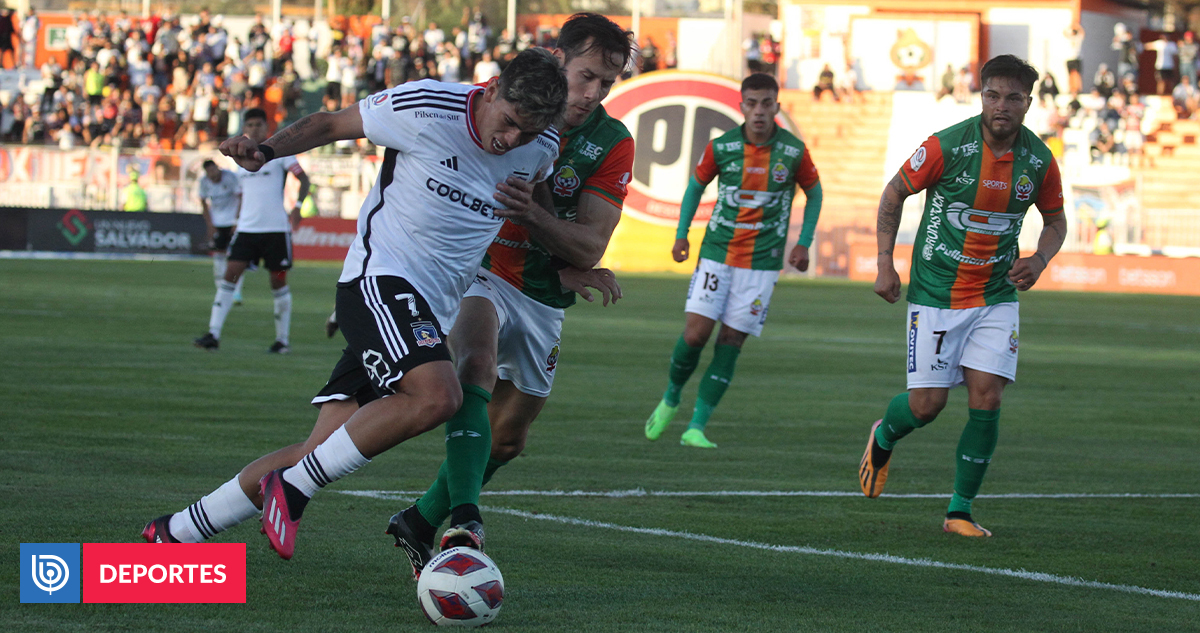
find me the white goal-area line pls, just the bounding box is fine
[335,489,1200,603]
[338,488,1199,500]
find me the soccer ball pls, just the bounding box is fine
[416,547,504,627]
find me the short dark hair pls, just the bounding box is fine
[741,73,779,95]
[202,159,217,169]
[243,108,267,123]
[557,12,636,73]
[495,48,568,131]
[980,55,1039,95]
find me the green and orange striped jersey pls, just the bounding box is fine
[694,126,819,270]
[481,105,633,309]
[898,115,1064,309]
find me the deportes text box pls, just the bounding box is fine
[82,543,246,603]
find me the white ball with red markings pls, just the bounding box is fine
[416,547,504,627]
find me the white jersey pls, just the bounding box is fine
[198,169,242,227]
[235,156,303,233]
[340,80,560,332]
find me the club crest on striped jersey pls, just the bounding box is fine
[603,71,797,227]
[771,162,789,184]
[412,321,442,348]
[552,165,580,197]
[1014,174,1034,201]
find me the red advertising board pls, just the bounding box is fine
[292,217,357,262]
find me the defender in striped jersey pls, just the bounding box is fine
[859,55,1068,537]
[385,14,637,576]
[645,73,823,449]
[141,50,568,562]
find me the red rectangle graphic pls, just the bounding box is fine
[81,543,246,603]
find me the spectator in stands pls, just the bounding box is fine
[1094,63,1116,99]
[1172,74,1197,118]
[840,61,860,102]
[953,66,973,103]
[1089,119,1120,163]
[744,33,762,73]
[0,6,16,70]
[936,64,955,101]
[1180,32,1198,89]
[1119,72,1139,97]
[1065,23,1085,95]
[20,7,37,69]
[1038,71,1060,105]
[1123,93,1145,166]
[1113,23,1142,85]
[813,63,838,101]
[473,49,500,83]
[640,37,659,74]
[1147,33,1179,95]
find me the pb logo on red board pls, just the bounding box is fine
[603,71,796,227]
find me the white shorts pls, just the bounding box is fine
[461,268,565,398]
[905,302,1020,389]
[684,258,779,337]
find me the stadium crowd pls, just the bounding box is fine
[0,8,590,150]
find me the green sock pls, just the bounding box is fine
[947,408,1000,515]
[416,460,452,527]
[688,344,740,432]
[664,335,703,407]
[417,457,510,530]
[445,384,492,512]
[875,392,932,450]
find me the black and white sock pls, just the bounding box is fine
[272,285,292,345]
[282,426,370,498]
[168,476,260,543]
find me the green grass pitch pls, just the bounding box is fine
[2,258,1198,631]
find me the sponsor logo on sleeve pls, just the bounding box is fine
[909,146,927,171]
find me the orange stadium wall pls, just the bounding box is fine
[848,243,1200,296]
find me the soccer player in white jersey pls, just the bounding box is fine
[194,108,311,354]
[142,49,568,563]
[197,159,244,301]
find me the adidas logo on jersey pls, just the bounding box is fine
[440,156,459,171]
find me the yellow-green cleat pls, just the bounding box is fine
[680,428,717,449]
[645,400,678,441]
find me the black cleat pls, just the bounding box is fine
[194,332,219,351]
[440,520,485,552]
[268,341,290,354]
[386,509,435,580]
[142,514,181,543]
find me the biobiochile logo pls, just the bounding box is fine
[56,209,90,246]
[20,543,245,604]
[21,544,80,603]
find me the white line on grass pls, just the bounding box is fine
[338,488,1199,500]
[335,490,1200,603]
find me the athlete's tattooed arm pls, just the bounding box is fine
[874,172,914,304]
[220,106,365,171]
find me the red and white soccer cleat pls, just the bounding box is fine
[260,469,301,560]
[141,514,180,543]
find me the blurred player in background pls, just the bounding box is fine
[194,108,310,354]
[385,12,635,578]
[144,49,567,564]
[859,55,1067,537]
[644,73,823,449]
[198,159,245,303]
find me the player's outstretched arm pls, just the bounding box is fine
[558,267,622,306]
[219,106,365,172]
[493,180,621,269]
[1009,212,1067,291]
[875,172,912,303]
